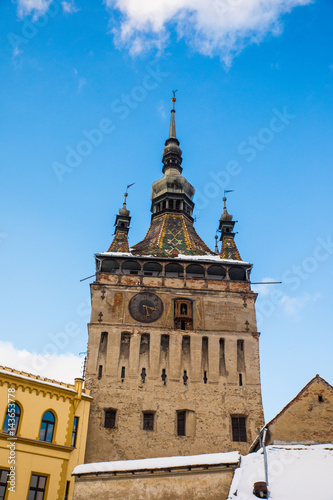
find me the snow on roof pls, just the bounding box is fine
[96,252,250,265]
[0,367,91,398]
[227,444,333,500]
[73,451,240,476]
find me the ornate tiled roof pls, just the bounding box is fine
[221,237,242,261]
[107,232,129,253]
[131,213,214,257]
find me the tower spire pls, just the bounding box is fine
[107,189,132,253]
[169,90,177,139]
[162,92,183,174]
[218,195,242,261]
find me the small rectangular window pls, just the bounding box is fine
[28,474,47,500]
[232,416,247,442]
[64,481,70,500]
[177,411,186,436]
[104,409,116,429]
[98,365,103,379]
[239,373,243,386]
[0,470,9,500]
[71,417,79,447]
[143,412,154,431]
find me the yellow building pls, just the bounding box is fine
[0,366,91,500]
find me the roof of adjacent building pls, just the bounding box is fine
[0,365,91,398]
[250,374,333,451]
[227,444,333,500]
[73,451,240,476]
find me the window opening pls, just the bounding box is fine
[141,367,146,383]
[177,411,186,436]
[239,373,243,386]
[318,395,324,403]
[3,403,20,435]
[71,417,79,447]
[64,481,70,500]
[104,409,116,429]
[143,412,154,431]
[161,369,167,385]
[0,470,9,500]
[121,366,125,382]
[98,365,103,379]
[183,370,188,386]
[232,416,247,442]
[28,474,47,500]
[39,411,55,442]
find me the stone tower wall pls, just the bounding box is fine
[84,271,264,462]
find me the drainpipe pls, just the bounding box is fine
[258,427,269,498]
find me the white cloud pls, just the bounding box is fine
[61,1,79,14]
[254,277,321,322]
[17,0,52,18]
[280,291,320,318]
[0,341,83,384]
[105,0,312,64]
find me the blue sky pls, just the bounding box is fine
[0,0,332,422]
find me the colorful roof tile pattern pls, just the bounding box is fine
[221,237,242,261]
[107,232,129,253]
[131,214,214,257]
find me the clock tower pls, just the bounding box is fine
[84,96,264,463]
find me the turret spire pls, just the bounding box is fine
[218,195,242,261]
[107,189,132,253]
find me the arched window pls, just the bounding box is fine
[229,267,246,281]
[143,262,162,276]
[39,411,55,442]
[186,264,205,278]
[207,265,226,280]
[165,263,184,277]
[101,259,119,273]
[3,403,21,435]
[122,261,141,275]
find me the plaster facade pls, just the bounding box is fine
[0,367,91,500]
[73,466,236,500]
[263,375,333,446]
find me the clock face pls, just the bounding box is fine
[129,292,163,323]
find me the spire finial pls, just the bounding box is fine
[214,234,219,254]
[169,90,177,139]
[171,90,177,111]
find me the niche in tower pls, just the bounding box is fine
[237,339,245,372]
[202,337,209,382]
[140,333,150,369]
[159,334,170,368]
[174,299,193,330]
[181,335,191,379]
[219,338,227,376]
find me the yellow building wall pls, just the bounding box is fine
[0,368,91,500]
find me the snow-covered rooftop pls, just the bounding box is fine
[73,451,240,476]
[228,444,333,500]
[0,366,91,398]
[96,251,250,265]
